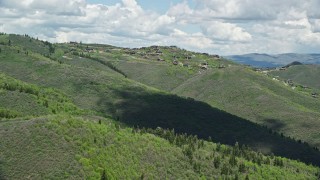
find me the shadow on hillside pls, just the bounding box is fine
[98,86,320,166]
[262,119,286,131]
[0,160,5,180]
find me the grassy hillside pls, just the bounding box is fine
[270,64,320,90]
[1,34,320,179]
[0,71,318,179]
[0,73,82,118]
[83,44,320,150]
[171,66,320,147]
[1,39,320,165]
[1,115,319,179]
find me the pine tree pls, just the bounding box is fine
[220,163,230,175]
[245,174,249,180]
[238,162,246,173]
[229,155,237,167]
[235,173,239,180]
[213,156,221,168]
[140,173,145,180]
[101,169,107,180]
[264,157,271,165]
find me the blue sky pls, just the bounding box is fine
[0,0,320,55]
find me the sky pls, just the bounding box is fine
[0,0,320,55]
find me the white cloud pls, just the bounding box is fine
[202,21,252,42]
[0,0,320,55]
[311,20,320,33]
[284,18,311,29]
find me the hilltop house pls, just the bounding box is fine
[185,56,192,60]
[286,79,294,86]
[312,93,318,98]
[200,62,208,69]
[172,60,178,65]
[85,48,95,53]
[211,54,220,59]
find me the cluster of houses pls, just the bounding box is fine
[255,66,287,73]
[123,46,163,59]
[69,41,96,53]
[124,46,220,62]
[284,79,318,98]
[172,60,190,67]
[123,46,225,71]
[170,59,207,69]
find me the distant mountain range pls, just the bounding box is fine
[226,53,320,68]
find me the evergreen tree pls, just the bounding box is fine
[213,156,221,168]
[238,162,246,173]
[235,173,239,180]
[101,169,107,180]
[220,163,230,175]
[229,155,237,167]
[245,174,249,180]
[140,173,145,180]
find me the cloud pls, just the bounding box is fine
[0,0,86,16]
[192,0,312,20]
[202,21,252,42]
[167,29,213,49]
[311,19,320,33]
[0,0,319,55]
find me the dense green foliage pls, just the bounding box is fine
[0,33,320,179]
[1,115,319,179]
[0,73,81,117]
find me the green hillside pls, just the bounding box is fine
[270,64,320,90]
[171,66,320,147]
[0,70,318,179]
[1,33,320,179]
[86,45,320,150]
[2,114,320,179]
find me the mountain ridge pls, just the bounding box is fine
[226,53,320,68]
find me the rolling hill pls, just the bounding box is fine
[1,33,320,179]
[0,74,319,179]
[270,64,320,90]
[85,44,320,150]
